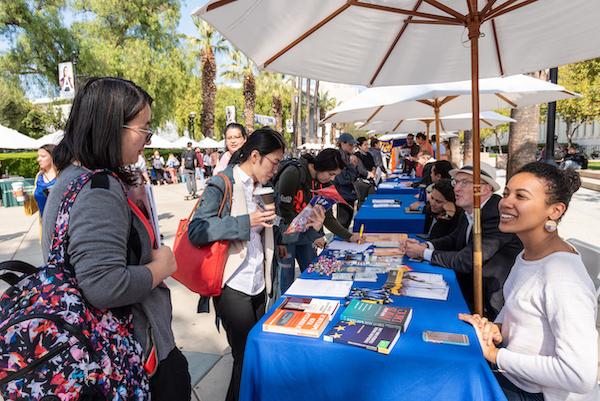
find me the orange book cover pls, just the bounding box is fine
[263,308,330,338]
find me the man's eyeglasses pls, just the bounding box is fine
[123,125,153,144]
[451,178,474,188]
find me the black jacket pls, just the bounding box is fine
[334,149,359,203]
[430,194,523,319]
[424,205,464,240]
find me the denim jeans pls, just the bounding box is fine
[278,243,317,296]
[183,170,196,195]
[494,371,544,401]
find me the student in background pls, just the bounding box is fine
[460,162,598,401]
[34,144,58,218]
[166,153,180,184]
[214,123,248,175]
[181,142,198,199]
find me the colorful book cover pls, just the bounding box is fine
[280,297,340,317]
[323,320,400,355]
[263,308,330,338]
[340,299,413,332]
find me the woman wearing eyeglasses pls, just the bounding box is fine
[43,77,190,400]
[188,127,315,401]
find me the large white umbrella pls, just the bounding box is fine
[363,111,515,134]
[172,136,200,148]
[146,135,177,149]
[0,125,38,149]
[197,137,224,149]
[35,131,64,147]
[195,0,600,315]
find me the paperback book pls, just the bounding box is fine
[340,299,413,332]
[263,308,330,338]
[323,320,400,355]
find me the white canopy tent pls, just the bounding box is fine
[378,132,458,142]
[197,137,224,149]
[146,135,177,149]
[172,136,200,149]
[35,131,64,147]
[0,125,38,149]
[362,111,515,134]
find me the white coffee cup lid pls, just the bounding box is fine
[253,187,274,196]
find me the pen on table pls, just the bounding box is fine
[358,224,364,244]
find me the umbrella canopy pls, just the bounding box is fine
[363,111,515,134]
[172,136,200,148]
[35,131,64,147]
[146,135,177,149]
[0,125,39,149]
[194,0,600,87]
[324,74,576,125]
[197,137,224,149]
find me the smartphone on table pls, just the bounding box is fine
[422,330,470,346]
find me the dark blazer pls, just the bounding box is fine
[430,194,523,319]
[424,206,464,240]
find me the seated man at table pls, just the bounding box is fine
[405,162,523,319]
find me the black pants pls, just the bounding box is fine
[150,347,192,401]
[213,286,266,401]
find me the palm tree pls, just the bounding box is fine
[317,90,337,146]
[507,71,547,179]
[257,72,292,133]
[222,49,257,133]
[190,18,228,139]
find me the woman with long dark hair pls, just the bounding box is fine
[44,77,190,400]
[275,148,359,294]
[188,127,322,401]
[460,162,598,401]
[33,143,57,217]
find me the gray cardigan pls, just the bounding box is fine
[41,164,176,361]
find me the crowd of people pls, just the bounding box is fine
[7,76,598,401]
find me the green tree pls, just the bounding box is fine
[222,49,258,133]
[557,59,600,145]
[480,108,511,154]
[214,85,244,140]
[257,72,293,133]
[0,78,31,133]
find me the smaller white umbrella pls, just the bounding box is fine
[0,125,38,149]
[146,135,176,149]
[172,136,200,148]
[363,111,514,134]
[197,137,224,149]
[35,131,64,146]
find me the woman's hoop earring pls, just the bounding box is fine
[544,219,558,233]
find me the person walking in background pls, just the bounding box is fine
[44,77,190,400]
[33,144,58,218]
[194,147,205,188]
[188,128,304,401]
[151,150,166,185]
[181,142,198,200]
[166,153,180,184]
[203,149,213,176]
[460,162,598,401]
[214,123,248,175]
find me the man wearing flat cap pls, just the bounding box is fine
[406,162,523,319]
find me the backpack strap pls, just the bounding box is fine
[46,169,121,270]
[0,260,38,285]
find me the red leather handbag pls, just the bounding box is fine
[172,174,232,296]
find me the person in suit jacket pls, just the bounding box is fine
[406,162,523,319]
[188,128,325,401]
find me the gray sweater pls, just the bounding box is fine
[41,164,175,361]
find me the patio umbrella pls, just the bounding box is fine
[324,74,576,150]
[362,111,515,135]
[197,137,224,149]
[35,131,64,147]
[0,125,38,149]
[146,135,177,149]
[195,0,600,315]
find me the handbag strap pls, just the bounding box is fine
[186,173,233,221]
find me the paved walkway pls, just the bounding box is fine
[1,171,599,399]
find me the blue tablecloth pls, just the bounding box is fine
[353,194,426,234]
[239,258,506,401]
[376,181,421,195]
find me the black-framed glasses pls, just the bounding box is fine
[123,125,153,144]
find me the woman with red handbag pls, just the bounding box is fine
[188,127,325,401]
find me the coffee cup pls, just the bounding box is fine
[254,187,275,207]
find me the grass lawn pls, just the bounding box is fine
[589,161,600,170]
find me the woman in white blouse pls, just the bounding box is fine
[460,161,598,401]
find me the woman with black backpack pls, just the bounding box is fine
[39,77,189,400]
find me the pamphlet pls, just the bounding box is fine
[285,279,353,298]
[285,186,347,234]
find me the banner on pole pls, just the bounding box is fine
[58,62,75,99]
[225,106,236,124]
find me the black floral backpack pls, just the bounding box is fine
[0,170,150,400]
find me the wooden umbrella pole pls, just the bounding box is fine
[468,2,483,316]
[425,120,431,140]
[434,101,441,158]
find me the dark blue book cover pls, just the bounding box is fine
[323,320,400,355]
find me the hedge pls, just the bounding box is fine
[0,152,38,178]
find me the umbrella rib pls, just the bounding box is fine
[440,95,458,106]
[494,93,517,108]
[365,106,385,124]
[440,119,447,133]
[484,0,538,21]
[263,3,352,68]
[393,120,404,131]
[481,118,493,127]
[491,19,505,76]
[404,19,463,25]
[480,0,498,17]
[417,99,435,107]
[322,112,337,123]
[422,0,467,22]
[206,0,236,12]
[369,0,424,86]
[350,1,461,24]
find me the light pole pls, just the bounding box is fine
[188,112,196,140]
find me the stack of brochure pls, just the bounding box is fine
[400,272,449,300]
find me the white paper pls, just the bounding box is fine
[399,286,449,301]
[354,272,378,282]
[372,204,401,208]
[285,279,352,298]
[378,182,399,189]
[372,199,400,204]
[326,240,373,253]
